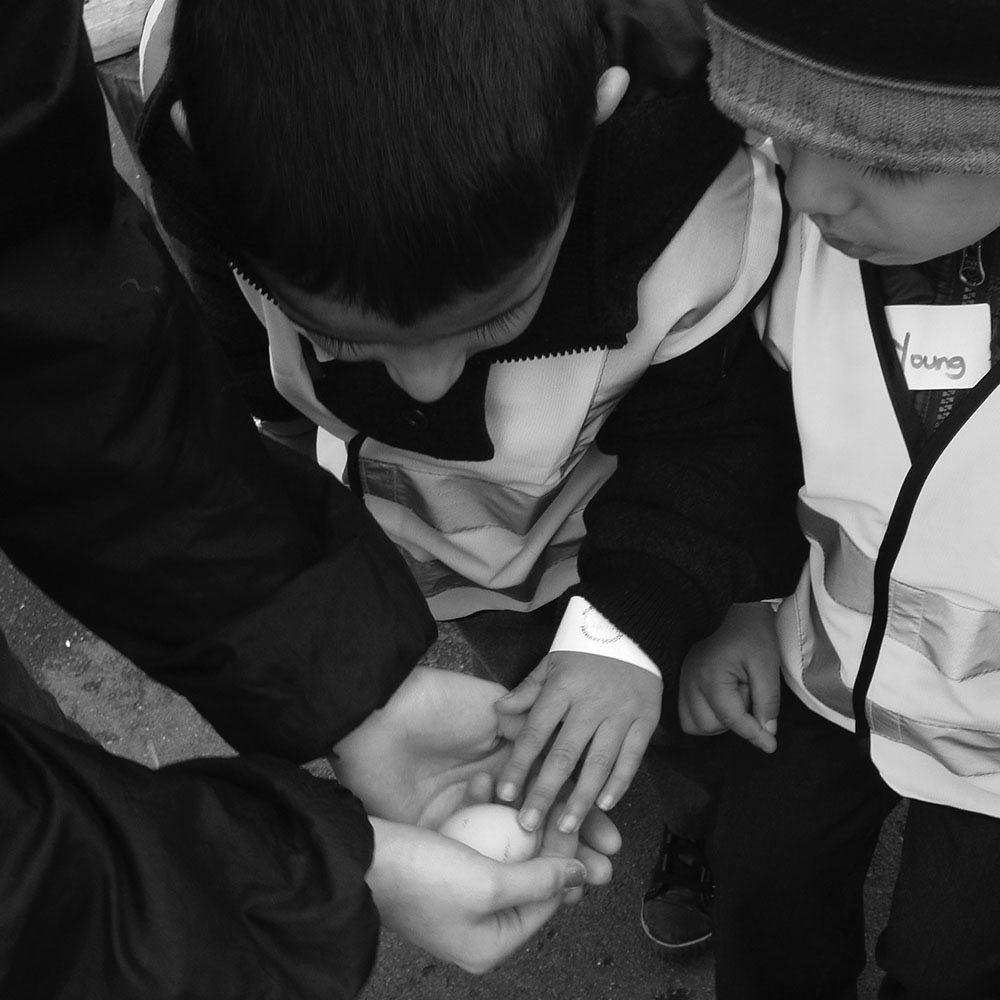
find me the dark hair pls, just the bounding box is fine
[173,0,601,324]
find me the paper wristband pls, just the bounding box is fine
[550,597,662,679]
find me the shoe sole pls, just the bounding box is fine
[638,903,712,962]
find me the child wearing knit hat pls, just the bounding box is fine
[678,1,1000,996]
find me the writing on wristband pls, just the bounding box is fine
[550,596,662,678]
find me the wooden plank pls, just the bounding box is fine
[83,0,155,62]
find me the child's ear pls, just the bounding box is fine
[169,101,194,150]
[595,66,630,125]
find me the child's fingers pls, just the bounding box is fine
[712,686,776,753]
[678,689,728,736]
[494,675,545,715]
[515,710,596,832]
[495,695,567,810]
[494,659,548,715]
[592,716,658,813]
[747,660,781,743]
[551,722,626,834]
[727,713,777,753]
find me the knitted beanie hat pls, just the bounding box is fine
[704,0,1000,174]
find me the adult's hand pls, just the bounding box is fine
[333,667,621,883]
[332,667,513,828]
[367,816,588,974]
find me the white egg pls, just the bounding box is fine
[438,803,542,863]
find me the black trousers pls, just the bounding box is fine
[710,680,1000,1000]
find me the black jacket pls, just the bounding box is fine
[0,3,435,996]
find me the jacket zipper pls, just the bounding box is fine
[854,241,994,749]
[959,240,986,293]
[935,242,986,428]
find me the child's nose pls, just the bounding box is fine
[780,147,855,220]
[384,349,467,403]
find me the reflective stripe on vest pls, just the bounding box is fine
[359,446,615,616]
[798,499,1000,775]
[800,500,1000,684]
[868,703,1000,778]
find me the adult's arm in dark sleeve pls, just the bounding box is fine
[0,704,378,1000]
[578,313,806,691]
[0,2,436,763]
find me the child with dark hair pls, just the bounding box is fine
[137,0,804,957]
[676,0,1000,995]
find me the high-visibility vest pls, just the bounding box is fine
[770,218,1000,817]
[249,148,781,619]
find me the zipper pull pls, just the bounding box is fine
[959,241,985,287]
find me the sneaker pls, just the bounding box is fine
[640,825,714,960]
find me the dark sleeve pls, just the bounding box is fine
[0,2,436,763]
[578,312,806,684]
[0,705,378,1000]
[96,60,296,425]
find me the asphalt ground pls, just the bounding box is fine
[0,48,906,998]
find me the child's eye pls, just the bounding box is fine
[290,304,526,364]
[860,164,925,186]
[299,327,368,361]
[475,305,528,346]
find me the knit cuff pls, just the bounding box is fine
[706,5,1000,175]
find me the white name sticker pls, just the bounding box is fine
[885,303,992,390]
